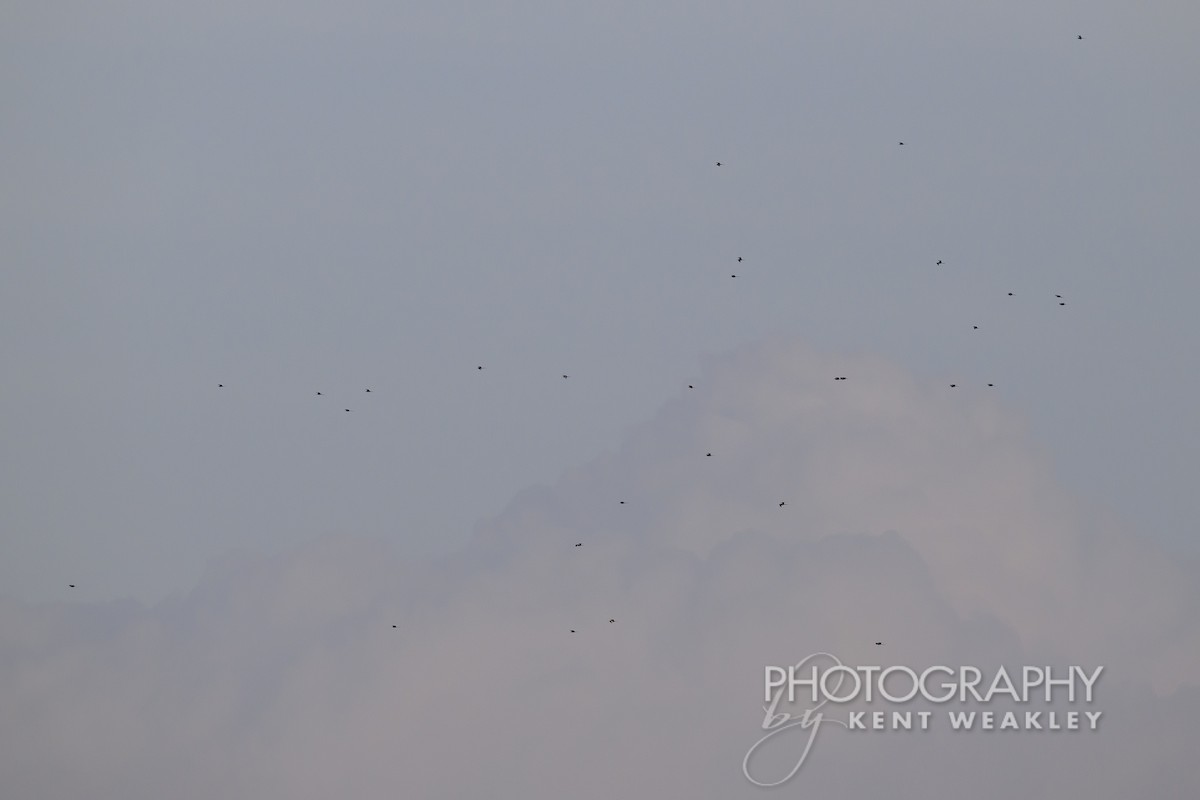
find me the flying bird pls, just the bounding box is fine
[737,257,743,262]
[706,453,712,457]
[950,384,957,388]
[899,142,904,145]
[316,392,322,395]
[344,408,352,412]
[575,543,582,547]
[619,501,625,504]
[936,260,942,265]
[973,326,979,330]
[218,384,223,388]
[68,584,75,588]
[716,162,722,166]
[609,619,615,623]
[562,374,569,379]
[875,642,882,646]
[779,501,786,507]
[477,365,484,370]
[365,388,371,393]
[688,385,694,389]
[1008,292,1014,296]
[1078,34,1084,40]
[987,383,994,387]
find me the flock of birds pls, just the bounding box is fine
[70,35,1093,651]
[595,38,1081,637]
[568,146,1068,636]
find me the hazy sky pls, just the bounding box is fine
[2,2,1199,795]
[3,0,1199,604]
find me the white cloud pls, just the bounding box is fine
[1,337,1196,797]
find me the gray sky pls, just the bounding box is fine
[2,2,1200,794]
[3,0,1198,605]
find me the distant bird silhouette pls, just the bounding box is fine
[68,584,75,588]
[478,365,484,370]
[737,257,743,262]
[899,142,904,145]
[950,384,957,388]
[316,392,322,395]
[779,501,786,507]
[571,630,576,633]
[575,543,582,547]
[619,501,625,504]
[716,162,722,166]
[344,408,352,412]
[609,619,615,623]
[562,374,569,379]
[706,453,712,457]
[936,260,942,265]
[365,388,371,393]
[1008,292,1014,296]
[392,625,397,628]
[688,385,694,389]
[218,384,223,388]
[987,383,994,387]
[732,274,736,278]
[875,642,882,645]
[1078,34,1084,40]
[973,326,979,330]
[1056,295,1062,298]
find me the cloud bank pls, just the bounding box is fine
[2,338,1197,798]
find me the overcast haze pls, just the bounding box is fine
[2,1,1199,795]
